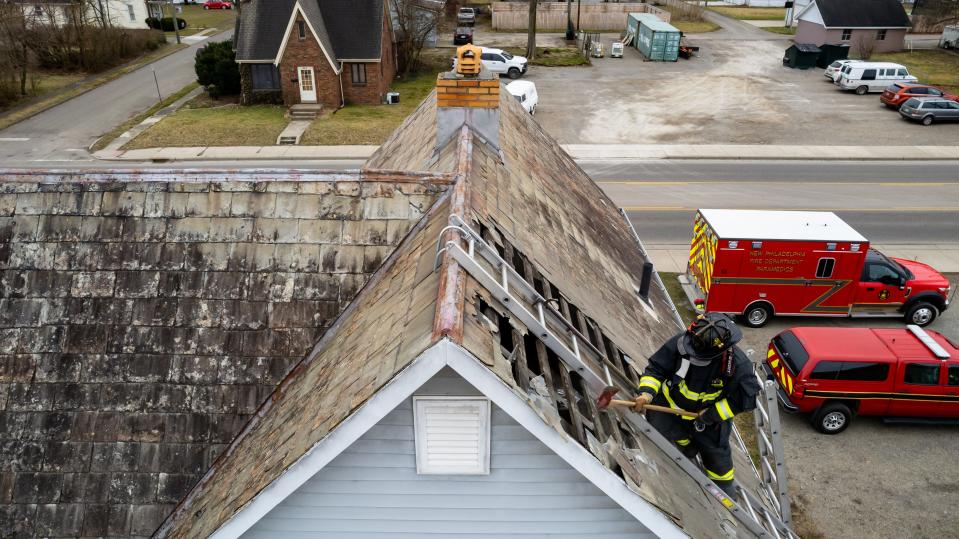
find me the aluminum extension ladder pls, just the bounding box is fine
[435,214,798,539]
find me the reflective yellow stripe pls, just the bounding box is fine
[677,380,722,402]
[676,438,691,446]
[639,376,662,393]
[663,385,695,421]
[706,467,735,481]
[715,398,734,421]
[770,358,779,368]
[767,348,775,358]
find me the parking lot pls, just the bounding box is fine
[725,281,959,538]
[523,35,959,146]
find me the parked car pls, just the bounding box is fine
[202,0,232,9]
[764,325,959,434]
[835,62,917,94]
[823,59,858,82]
[453,27,473,45]
[611,41,624,58]
[457,7,476,25]
[506,80,538,114]
[881,83,958,109]
[899,97,959,126]
[682,209,951,328]
[455,47,528,79]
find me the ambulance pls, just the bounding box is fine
[680,209,952,328]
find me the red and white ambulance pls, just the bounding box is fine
[681,209,952,327]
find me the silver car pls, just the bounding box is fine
[899,97,959,126]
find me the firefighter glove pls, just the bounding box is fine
[633,392,653,412]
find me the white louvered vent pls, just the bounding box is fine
[413,397,490,475]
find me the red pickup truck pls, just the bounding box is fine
[765,325,959,434]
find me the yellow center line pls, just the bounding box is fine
[597,181,952,187]
[620,206,959,212]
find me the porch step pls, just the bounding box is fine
[289,103,322,120]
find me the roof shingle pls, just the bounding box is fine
[814,0,911,28]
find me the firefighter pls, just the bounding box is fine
[632,313,760,496]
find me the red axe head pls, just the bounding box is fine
[596,386,620,411]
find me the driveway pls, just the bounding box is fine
[0,29,232,166]
[523,33,959,146]
[727,284,959,538]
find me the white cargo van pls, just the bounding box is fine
[505,80,538,114]
[835,62,918,94]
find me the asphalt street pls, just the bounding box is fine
[577,160,959,246]
[0,29,232,165]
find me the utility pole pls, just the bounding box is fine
[576,0,581,33]
[565,0,573,40]
[526,0,536,60]
[167,0,181,44]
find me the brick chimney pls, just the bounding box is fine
[435,45,501,151]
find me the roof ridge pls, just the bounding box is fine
[431,125,474,343]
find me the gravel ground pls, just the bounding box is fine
[693,275,959,538]
[521,35,959,146]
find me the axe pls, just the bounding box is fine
[596,386,700,420]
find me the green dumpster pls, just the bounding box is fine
[783,43,821,69]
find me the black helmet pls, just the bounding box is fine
[678,313,743,366]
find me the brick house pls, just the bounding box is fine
[794,0,911,54]
[234,0,396,107]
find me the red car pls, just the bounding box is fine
[203,0,232,9]
[880,83,957,109]
[765,325,959,434]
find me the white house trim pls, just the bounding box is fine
[823,25,910,29]
[207,344,449,538]
[338,58,382,63]
[273,1,340,74]
[207,339,688,539]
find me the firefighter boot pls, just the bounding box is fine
[714,478,736,498]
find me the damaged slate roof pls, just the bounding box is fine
[234,0,386,62]
[156,80,781,538]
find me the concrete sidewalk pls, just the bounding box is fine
[646,243,959,273]
[94,143,959,162]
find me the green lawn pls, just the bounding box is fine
[709,6,786,20]
[124,98,287,149]
[0,72,86,113]
[662,4,721,33]
[505,47,589,67]
[763,26,796,35]
[167,4,236,37]
[870,50,959,91]
[300,71,439,145]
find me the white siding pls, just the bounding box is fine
[243,368,655,539]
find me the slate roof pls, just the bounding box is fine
[815,0,911,28]
[156,83,785,538]
[235,0,386,62]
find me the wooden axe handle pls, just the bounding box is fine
[607,399,700,419]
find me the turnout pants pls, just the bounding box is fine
[647,409,735,496]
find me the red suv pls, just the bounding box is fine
[881,83,957,109]
[765,325,959,434]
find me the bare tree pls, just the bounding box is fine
[0,3,31,97]
[391,0,441,75]
[855,33,876,60]
[526,0,536,60]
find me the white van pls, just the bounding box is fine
[835,62,918,94]
[505,80,538,114]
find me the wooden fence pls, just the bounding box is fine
[491,2,670,31]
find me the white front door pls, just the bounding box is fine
[297,66,317,103]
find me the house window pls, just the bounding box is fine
[250,64,281,90]
[876,29,887,41]
[841,29,852,41]
[127,4,135,21]
[413,396,490,475]
[351,63,367,85]
[33,4,43,16]
[298,20,306,40]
